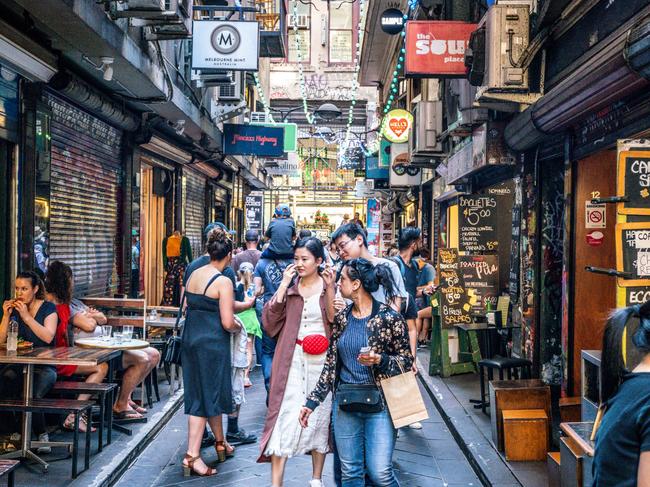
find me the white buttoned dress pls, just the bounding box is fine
[264,290,332,458]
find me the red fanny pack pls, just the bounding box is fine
[296,334,329,355]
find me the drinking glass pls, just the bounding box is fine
[122,325,133,341]
[113,331,123,344]
[102,325,113,341]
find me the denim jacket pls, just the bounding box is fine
[305,299,413,410]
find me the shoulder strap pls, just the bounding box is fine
[391,256,406,275]
[203,272,222,295]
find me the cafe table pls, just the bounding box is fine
[74,337,150,350]
[0,347,120,469]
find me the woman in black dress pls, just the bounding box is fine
[181,227,240,477]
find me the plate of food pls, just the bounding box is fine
[1,339,33,350]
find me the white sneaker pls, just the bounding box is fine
[36,433,51,454]
[309,480,323,487]
[409,422,423,430]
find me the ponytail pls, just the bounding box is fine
[342,259,398,302]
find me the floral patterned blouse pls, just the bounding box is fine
[305,299,413,410]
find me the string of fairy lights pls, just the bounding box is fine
[255,0,418,164]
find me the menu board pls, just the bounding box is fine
[617,150,650,215]
[437,248,472,328]
[616,222,650,286]
[458,195,499,252]
[460,255,499,310]
[509,205,522,301]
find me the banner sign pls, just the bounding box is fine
[458,194,499,253]
[192,20,259,71]
[245,193,263,231]
[405,21,477,77]
[252,122,298,152]
[366,156,389,180]
[382,109,413,143]
[381,9,405,35]
[437,248,472,328]
[367,199,382,256]
[223,124,284,157]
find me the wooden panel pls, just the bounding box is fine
[489,379,551,451]
[503,409,548,461]
[572,150,617,394]
[560,436,584,487]
[82,297,145,309]
[141,165,165,306]
[560,397,582,423]
[0,347,118,366]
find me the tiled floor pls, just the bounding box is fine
[119,368,483,486]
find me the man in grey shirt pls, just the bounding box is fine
[232,229,262,272]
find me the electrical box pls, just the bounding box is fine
[409,101,443,156]
[485,4,530,91]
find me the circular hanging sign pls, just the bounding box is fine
[380,9,405,35]
[382,109,413,144]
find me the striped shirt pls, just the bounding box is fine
[338,312,374,385]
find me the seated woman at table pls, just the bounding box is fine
[592,301,650,487]
[0,271,58,450]
[45,261,108,433]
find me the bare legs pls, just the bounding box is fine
[63,362,109,432]
[114,347,160,415]
[416,307,432,342]
[271,452,326,487]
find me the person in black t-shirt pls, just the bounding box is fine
[592,301,650,487]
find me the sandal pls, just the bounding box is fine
[63,413,96,433]
[182,453,217,477]
[214,440,235,463]
[128,400,147,414]
[113,409,144,420]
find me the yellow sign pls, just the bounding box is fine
[382,109,413,144]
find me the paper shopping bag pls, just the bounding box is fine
[380,371,429,429]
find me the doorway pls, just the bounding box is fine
[0,140,14,299]
[141,164,166,306]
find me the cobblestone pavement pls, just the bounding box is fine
[117,368,482,487]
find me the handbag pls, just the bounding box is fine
[162,294,185,366]
[380,361,429,428]
[336,383,384,413]
[296,334,329,355]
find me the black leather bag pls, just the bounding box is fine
[162,295,184,366]
[337,383,384,413]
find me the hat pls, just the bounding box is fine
[238,262,254,273]
[245,229,259,241]
[204,221,228,237]
[274,204,291,217]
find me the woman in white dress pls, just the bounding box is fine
[258,237,336,487]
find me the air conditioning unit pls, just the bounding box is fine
[409,101,443,156]
[217,72,245,102]
[127,0,165,11]
[294,14,310,29]
[192,70,234,87]
[450,79,489,128]
[484,4,529,91]
[144,0,192,39]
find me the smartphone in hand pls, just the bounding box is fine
[358,346,371,360]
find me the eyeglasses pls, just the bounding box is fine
[337,239,354,252]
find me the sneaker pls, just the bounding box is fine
[309,480,324,487]
[409,422,423,430]
[226,428,257,446]
[36,433,51,454]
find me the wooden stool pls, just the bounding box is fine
[547,452,561,487]
[502,409,549,461]
[477,356,532,414]
[559,397,582,423]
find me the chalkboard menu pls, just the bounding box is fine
[460,255,499,310]
[437,248,472,328]
[509,205,522,302]
[616,222,650,286]
[617,150,650,215]
[458,195,499,252]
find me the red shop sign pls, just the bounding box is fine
[405,21,477,77]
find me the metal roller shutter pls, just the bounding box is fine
[46,92,123,297]
[184,169,206,259]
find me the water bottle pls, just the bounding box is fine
[247,284,255,298]
[7,319,18,352]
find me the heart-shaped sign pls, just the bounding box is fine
[389,118,408,137]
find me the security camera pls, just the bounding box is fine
[98,57,114,81]
[174,119,186,136]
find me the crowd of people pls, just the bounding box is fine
[176,204,437,487]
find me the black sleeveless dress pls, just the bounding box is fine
[182,272,233,417]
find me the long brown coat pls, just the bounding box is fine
[257,280,333,462]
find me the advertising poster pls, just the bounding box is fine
[367,199,381,256]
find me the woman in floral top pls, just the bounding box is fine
[299,258,413,486]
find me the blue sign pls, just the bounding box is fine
[223,124,285,157]
[366,156,389,180]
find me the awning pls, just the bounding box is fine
[505,11,650,151]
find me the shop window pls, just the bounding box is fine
[329,2,354,63]
[287,2,310,63]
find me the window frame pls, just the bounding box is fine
[286,3,311,64]
[327,1,359,65]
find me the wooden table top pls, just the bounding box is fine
[146,316,183,328]
[0,347,119,366]
[75,337,150,350]
[456,323,521,331]
[561,422,595,457]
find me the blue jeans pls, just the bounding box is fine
[258,299,276,393]
[332,396,399,487]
